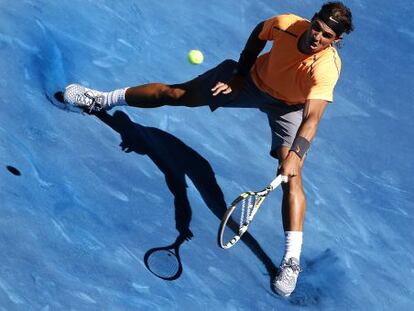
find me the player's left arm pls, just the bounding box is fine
[279,99,329,177]
[212,21,267,96]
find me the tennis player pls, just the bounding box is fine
[63,1,354,297]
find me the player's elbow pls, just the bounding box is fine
[303,115,321,130]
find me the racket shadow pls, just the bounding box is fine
[93,110,278,281]
[143,234,187,281]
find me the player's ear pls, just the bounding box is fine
[332,36,343,48]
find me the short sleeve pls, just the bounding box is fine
[306,70,339,102]
[258,16,281,41]
[258,14,301,41]
[306,50,341,102]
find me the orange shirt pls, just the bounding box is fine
[251,14,341,105]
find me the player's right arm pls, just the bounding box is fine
[278,99,329,177]
[212,21,267,96]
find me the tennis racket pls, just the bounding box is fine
[144,235,186,281]
[218,174,288,249]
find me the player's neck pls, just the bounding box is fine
[297,32,313,55]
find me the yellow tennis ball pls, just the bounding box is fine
[188,49,204,65]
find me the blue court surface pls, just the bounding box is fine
[0,0,413,310]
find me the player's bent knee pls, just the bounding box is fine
[163,86,186,101]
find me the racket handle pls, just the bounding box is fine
[270,174,288,190]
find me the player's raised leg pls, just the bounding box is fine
[62,82,200,112]
[62,59,238,112]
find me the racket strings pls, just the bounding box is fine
[239,195,257,229]
[219,176,286,249]
[240,197,246,229]
[220,194,261,248]
[248,195,259,220]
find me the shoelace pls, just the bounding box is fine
[275,260,302,286]
[280,260,302,273]
[76,91,104,112]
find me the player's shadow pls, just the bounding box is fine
[93,110,279,280]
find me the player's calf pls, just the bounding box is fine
[125,83,187,108]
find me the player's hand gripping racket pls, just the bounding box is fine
[218,175,288,249]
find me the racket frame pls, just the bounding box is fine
[218,175,288,249]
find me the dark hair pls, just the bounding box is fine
[319,2,354,35]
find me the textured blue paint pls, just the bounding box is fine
[0,0,413,310]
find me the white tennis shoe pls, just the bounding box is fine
[272,257,301,297]
[63,84,107,112]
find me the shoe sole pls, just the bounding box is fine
[273,285,292,297]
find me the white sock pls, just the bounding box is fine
[103,87,128,108]
[283,231,303,262]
